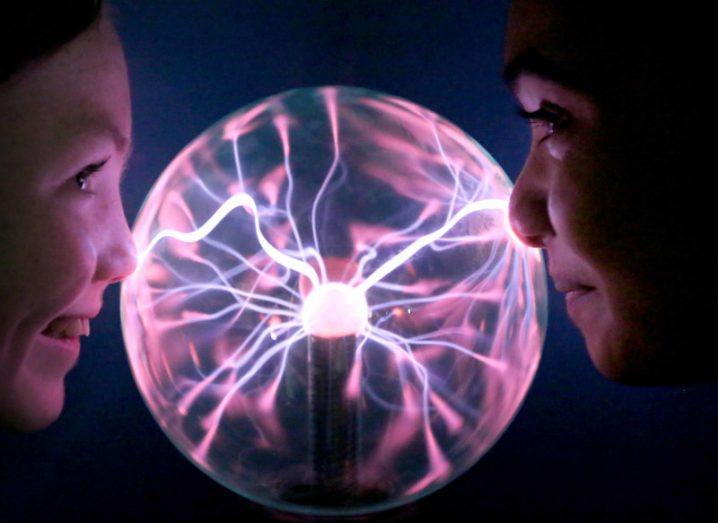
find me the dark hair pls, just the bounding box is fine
[0,1,103,83]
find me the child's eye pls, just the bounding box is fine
[74,158,109,192]
[517,103,572,143]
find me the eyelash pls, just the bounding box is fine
[517,104,572,143]
[75,158,109,192]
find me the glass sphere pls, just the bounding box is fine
[121,86,546,516]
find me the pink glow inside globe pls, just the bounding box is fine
[121,86,547,516]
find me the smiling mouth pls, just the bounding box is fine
[41,317,91,340]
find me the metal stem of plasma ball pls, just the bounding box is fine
[308,333,358,493]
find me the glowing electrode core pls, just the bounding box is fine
[301,283,369,339]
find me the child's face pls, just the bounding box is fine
[0,18,136,430]
[504,1,701,383]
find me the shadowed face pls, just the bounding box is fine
[504,0,705,384]
[0,17,136,430]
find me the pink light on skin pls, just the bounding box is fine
[121,87,546,517]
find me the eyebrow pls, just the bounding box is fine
[86,119,133,182]
[69,114,131,154]
[503,50,587,92]
[88,121,132,183]
[119,136,134,184]
[110,124,132,157]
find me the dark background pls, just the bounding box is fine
[2,1,716,521]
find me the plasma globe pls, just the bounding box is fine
[120,86,547,516]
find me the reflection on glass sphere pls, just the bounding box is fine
[121,86,547,516]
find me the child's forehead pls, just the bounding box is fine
[54,112,132,157]
[0,19,130,173]
[0,102,129,175]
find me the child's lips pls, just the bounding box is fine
[36,329,82,370]
[42,317,91,339]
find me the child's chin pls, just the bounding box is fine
[584,327,635,383]
[1,379,65,432]
[585,326,665,386]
